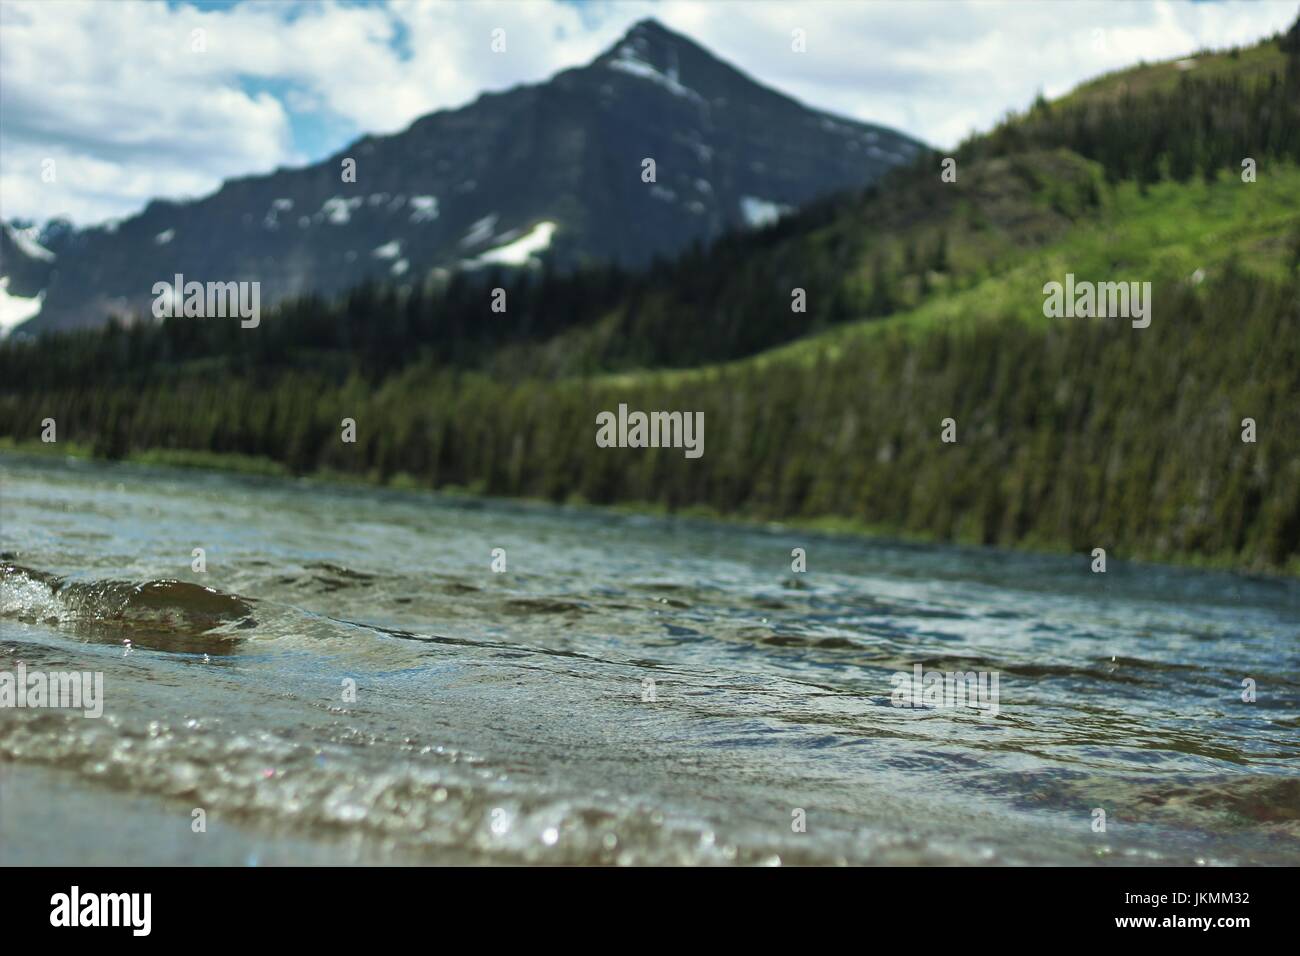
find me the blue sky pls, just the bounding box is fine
[3,0,1297,227]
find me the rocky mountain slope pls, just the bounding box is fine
[3,18,921,335]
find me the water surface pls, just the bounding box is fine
[1,453,1297,865]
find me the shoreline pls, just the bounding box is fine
[0,762,447,866]
[1,438,1295,579]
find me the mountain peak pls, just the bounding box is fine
[598,17,709,78]
[623,18,680,40]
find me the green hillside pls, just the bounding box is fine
[666,163,1300,378]
[1061,38,1287,107]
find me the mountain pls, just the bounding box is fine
[3,18,922,336]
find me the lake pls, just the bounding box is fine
[1,452,1297,865]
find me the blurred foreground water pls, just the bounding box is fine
[1,453,1297,865]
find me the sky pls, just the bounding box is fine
[2,0,1297,228]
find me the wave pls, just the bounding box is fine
[0,561,255,654]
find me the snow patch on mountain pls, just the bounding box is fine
[408,196,439,223]
[5,223,56,262]
[463,221,556,268]
[0,277,43,337]
[739,196,790,228]
[607,45,704,105]
[263,198,295,230]
[320,197,362,225]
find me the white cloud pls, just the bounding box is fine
[1,0,1295,227]
[0,0,635,225]
[0,0,294,224]
[644,0,1300,150]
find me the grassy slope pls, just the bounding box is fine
[1060,41,1287,107]
[597,163,1300,388]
